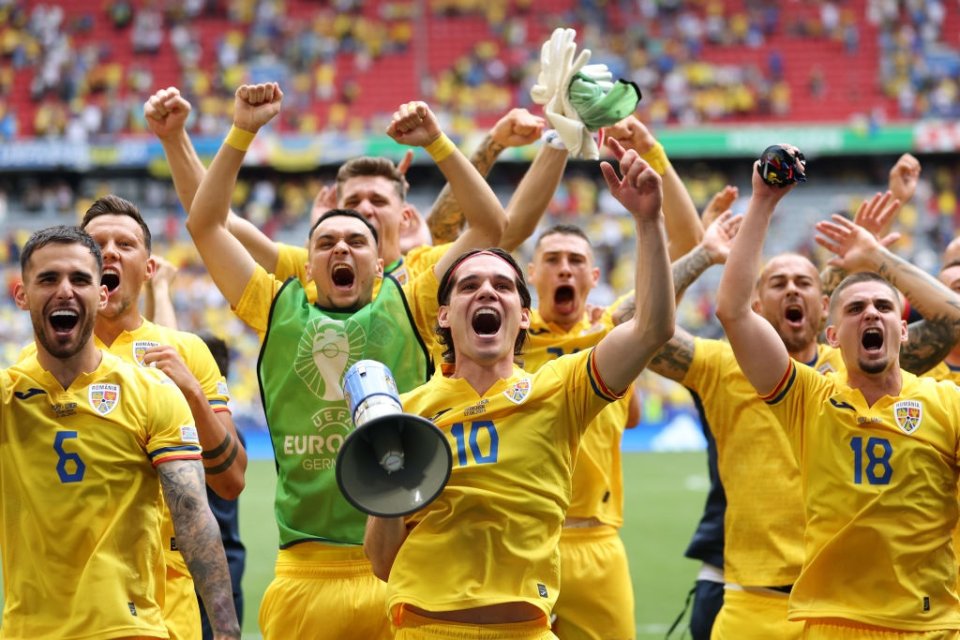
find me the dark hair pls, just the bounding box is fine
[21,225,103,276]
[336,156,406,200]
[199,333,230,378]
[80,194,152,252]
[436,248,532,364]
[307,208,380,246]
[534,224,592,252]
[828,271,901,323]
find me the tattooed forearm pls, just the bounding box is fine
[900,318,960,375]
[426,135,505,243]
[613,248,714,326]
[877,252,960,321]
[159,459,241,639]
[648,329,695,382]
[672,246,714,304]
[820,265,846,298]
[202,431,240,475]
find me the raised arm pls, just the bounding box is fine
[819,190,902,297]
[592,139,674,393]
[159,459,240,639]
[499,138,569,252]
[426,108,543,243]
[815,214,960,374]
[611,209,740,383]
[613,207,742,324]
[604,115,703,260]
[145,86,282,273]
[387,102,508,277]
[715,159,797,395]
[143,346,247,499]
[144,254,178,329]
[185,83,283,307]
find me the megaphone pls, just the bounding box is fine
[336,360,453,517]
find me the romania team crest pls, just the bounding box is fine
[133,340,161,366]
[504,378,531,404]
[89,383,120,416]
[893,400,922,434]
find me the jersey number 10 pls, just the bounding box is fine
[451,421,499,467]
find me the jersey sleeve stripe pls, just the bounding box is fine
[761,360,796,405]
[586,348,624,401]
[148,444,203,462]
[151,452,204,467]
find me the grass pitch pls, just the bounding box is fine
[238,450,709,638]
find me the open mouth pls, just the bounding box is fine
[101,270,120,292]
[472,308,502,335]
[331,264,356,288]
[784,304,804,326]
[862,328,884,352]
[49,309,79,334]
[554,285,576,313]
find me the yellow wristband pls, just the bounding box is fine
[424,133,456,163]
[225,125,256,152]
[641,142,670,176]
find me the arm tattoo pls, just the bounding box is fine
[201,431,239,475]
[820,265,846,298]
[159,459,241,638]
[612,247,713,326]
[203,436,240,475]
[672,246,714,303]
[900,317,960,375]
[426,134,505,243]
[648,330,695,382]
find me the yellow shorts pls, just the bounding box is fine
[552,525,634,640]
[163,565,201,640]
[258,542,390,640]
[711,588,802,640]
[803,619,960,640]
[394,608,556,639]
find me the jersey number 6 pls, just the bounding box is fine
[53,431,86,483]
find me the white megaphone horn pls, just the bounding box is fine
[336,360,452,517]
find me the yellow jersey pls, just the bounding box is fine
[765,361,960,630]
[521,307,630,526]
[21,318,231,576]
[0,351,201,639]
[389,349,621,617]
[683,338,845,587]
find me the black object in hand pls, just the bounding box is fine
[758,145,807,188]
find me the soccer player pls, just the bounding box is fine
[186,83,506,639]
[617,184,958,639]
[3,225,240,639]
[84,195,246,640]
[18,196,247,640]
[716,160,960,637]
[364,139,674,637]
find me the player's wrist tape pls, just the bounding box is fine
[641,142,670,175]
[225,125,256,152]
[425,133,456,163]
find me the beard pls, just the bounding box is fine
[34,313,95,360]
[858,355,889,375]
